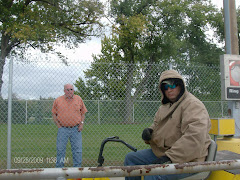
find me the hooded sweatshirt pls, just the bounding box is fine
[149,70,211,163]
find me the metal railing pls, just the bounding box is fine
[1,160,240,180]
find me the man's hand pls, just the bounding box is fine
[52,113,61,128]
[78,123,84,132]
[142,128,153,141]
[56,122,61,128]
[152,156,172,164]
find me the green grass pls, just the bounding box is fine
[0,123,150,169]
[1,123,216,169]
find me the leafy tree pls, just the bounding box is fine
[12,100,26,124]
[0,96,7,124]
[0,0,104,94]
[76,0,236,123]
[74,77,105,100]
[0,93,26,124]
[237,8,240,54]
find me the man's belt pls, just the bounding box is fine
[62,124,79,128]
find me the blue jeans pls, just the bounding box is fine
[124,149,195,180]
[56,126,82,167]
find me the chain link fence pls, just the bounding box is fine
[0,59,228,169]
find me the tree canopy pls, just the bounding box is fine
[0,0,104,94]
[74,0,237,123]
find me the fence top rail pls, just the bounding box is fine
[3,99,229,103]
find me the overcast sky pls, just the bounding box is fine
[1,0,239,100]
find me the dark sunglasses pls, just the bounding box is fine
[164,84,177,90]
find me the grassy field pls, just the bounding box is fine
[0,123,150,169]
[0,123,215,169]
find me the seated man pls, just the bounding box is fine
[124,69,211,180]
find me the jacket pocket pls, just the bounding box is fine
[164,125,182,147]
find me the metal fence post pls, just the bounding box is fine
[7,57,13,169]
[25,100,28,124]
[98,100,100,125]
[133,103,134,123]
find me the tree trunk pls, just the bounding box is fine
[123,61,155,124]
[1,34,13,97]
[0,55,6,97]
[133,63,153,100]
[124,63,134,123]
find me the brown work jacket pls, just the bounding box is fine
[149,70,211,163]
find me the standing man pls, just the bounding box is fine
[52,83,88,167]
[124,70,211,180]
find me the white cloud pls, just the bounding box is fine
[2,60,91,99]
[58,37,102,62]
